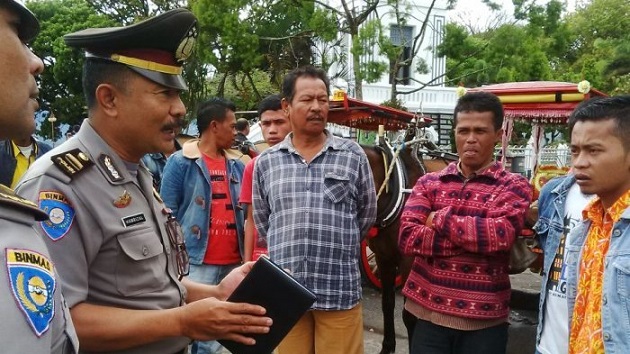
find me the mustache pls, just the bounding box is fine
[163,117,185,131]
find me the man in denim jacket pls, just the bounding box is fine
[565,95,630,353]
[533,174,593,354]
[161,97,246,354]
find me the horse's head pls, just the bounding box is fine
[402,114,434,143]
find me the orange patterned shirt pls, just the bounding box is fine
[569,190,630,354]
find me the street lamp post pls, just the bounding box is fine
[48,112,57,146]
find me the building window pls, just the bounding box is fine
[428,113,453,146]
[389,24,413,86]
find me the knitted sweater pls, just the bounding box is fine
[399,162,532,320]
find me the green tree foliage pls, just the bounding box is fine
[29,0,116,139]
[84,0,187,24]
[193,0,261,92]
[561,0,630,94]
[192,0,327,106]
[206,69,279,112]
[254,0,330,86]
[438,0,564,87]
[442,0,628,94]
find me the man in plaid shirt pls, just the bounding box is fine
[253,66,377,354]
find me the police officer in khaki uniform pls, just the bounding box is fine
[0,1,78,353]
[16,8,271,354]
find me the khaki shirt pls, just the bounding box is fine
[0,185,78,353]
[16,122,189,354]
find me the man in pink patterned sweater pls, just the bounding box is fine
[399,91,532,354]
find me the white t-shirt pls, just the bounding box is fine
[17,144,34,158]
[538,183,594,354]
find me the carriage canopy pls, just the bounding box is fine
[327,91,431,131]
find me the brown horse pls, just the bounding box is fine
[362,126,458,354]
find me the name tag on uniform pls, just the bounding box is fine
[121,213,147,228]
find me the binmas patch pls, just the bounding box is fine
[6,249,56,337]
[38,191,75,241]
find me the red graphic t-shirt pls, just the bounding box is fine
[238,157,268,261]
[202,154,240,265]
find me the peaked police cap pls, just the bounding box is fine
[6,0,40,42]
[64,8,197,91]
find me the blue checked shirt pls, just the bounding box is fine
[253,131,377,310]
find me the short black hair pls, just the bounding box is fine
[196,97,236,136]
[282,66,330,103]
[257,94,282,117]
[454,91,504,130]
[235,118,249,132]
[569,95,630,150]
[83,59,132,109]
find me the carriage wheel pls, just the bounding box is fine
[360,240,404,289]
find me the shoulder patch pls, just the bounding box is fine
[38,191,75,241]
[98,154,124,182]
[51,149,93,179]
[6,249,56,337]
[0,185,48,221]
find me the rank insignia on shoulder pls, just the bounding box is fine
[51,149,93,179]
[0,185,48,221]
[38,191,75,241]
[99,154,124,182]
[6,249,56,336]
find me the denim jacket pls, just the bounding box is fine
[141,140,180,191]
[160,140,245,264]
[532,175,575,346]
[141,153,167,190]
[566,202,630,352]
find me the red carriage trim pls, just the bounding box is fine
[328,93,431,131]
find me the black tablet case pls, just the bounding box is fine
[219,256,317,354]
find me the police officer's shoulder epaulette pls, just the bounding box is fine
[0,184,48,221]
[50,148,94,179]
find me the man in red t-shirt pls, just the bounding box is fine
[161,97,247,354]
[239,94,292,261]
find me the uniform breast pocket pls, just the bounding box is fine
[614,257,630,298]
[116,228,167,296]
[613,257,630,328]
[323,173,350,204]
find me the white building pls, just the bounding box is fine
[321,0,458,144]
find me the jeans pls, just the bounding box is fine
[188,263,240,354]
[411,319,508,354]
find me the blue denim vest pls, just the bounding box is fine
[532,175,575,346]
[566,199,630,352]
[160,148,245,265]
